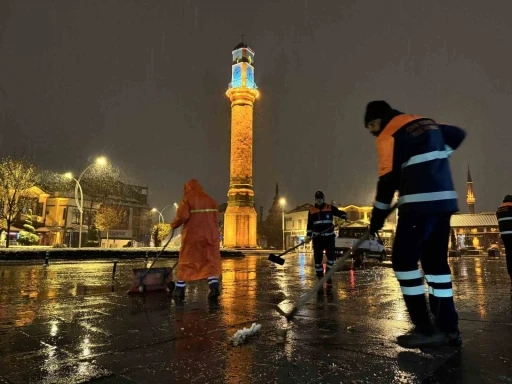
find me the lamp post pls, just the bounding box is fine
[64,172,84,247]
[70,156,108,248]
[158,202,179,222]
[151,208,164,223]
[279,197,286,250]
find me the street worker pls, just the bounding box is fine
[496,195,512,296]
[364,100,466,349]
[170,179,222,304]
[305,191,348,287]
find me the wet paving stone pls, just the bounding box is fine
[0,255,511,383]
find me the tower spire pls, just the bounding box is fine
[466,165,475,214]
[467,166,473,183]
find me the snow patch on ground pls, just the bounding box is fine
[231,323,262,346]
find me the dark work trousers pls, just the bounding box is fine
[313,236,335,278]
[503,235,512,280]
[392,213,459,333]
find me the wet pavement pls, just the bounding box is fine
[0,255,511,384]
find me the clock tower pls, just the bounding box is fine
[223,39,259,248]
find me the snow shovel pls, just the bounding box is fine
[127,229,178,294]
[276,203,398,321]
[268,226,335,265]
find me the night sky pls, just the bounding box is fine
[1,0,511,221]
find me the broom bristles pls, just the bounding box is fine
[231,323,262,346]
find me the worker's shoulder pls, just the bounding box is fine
[381,115,435,137]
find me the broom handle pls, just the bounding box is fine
[278,225,335,258]
[143,228,175,278]
[287,203,397,319]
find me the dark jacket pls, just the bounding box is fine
[497,196,512,237]
[373,112,466,214]
[306,203,347,240]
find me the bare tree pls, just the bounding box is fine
[0,155,40,247]
[80,164,122,228]
[95,204,126,247]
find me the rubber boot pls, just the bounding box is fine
[326,272,333,287]
[316,275,324,293]
[397,324,448,349]
[208,282,221,299]
[173,286,185,306]
[445,330,462,347]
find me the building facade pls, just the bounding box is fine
[0,186,50,247]
[1,184,151,247]
[450,213,501,251]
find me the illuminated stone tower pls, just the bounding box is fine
[466,165,475,214]
[223,39,259,248]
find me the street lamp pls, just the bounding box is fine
[151,208,164,223]
[64,172,83,247]
[279,197,286,250]
[158,202,179,222]
[70,156,108,248]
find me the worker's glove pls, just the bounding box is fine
[369,207,388,234]
[304,236,312,244]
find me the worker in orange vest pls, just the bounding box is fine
[305,191,347,288]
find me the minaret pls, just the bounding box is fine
[466,166,475,214]
[223,38,259,248]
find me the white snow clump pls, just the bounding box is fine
[231,323,262,346]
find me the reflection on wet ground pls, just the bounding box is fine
[0,255,510,383]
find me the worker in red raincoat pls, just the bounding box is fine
[170,179,222,303]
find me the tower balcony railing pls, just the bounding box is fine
[228,81,258,90]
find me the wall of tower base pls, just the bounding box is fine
[223,206,257,248]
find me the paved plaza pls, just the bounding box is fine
[0,254,511,383]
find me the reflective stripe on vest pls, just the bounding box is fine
[401,149,449,169]
[190,209,218,213]
[398,190,458,206]
[313,220,332,224]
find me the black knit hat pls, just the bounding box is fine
[364,100,393,126]
[315,191,325,199]
[504,195,512,203]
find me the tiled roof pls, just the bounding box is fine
[450,214,498,227]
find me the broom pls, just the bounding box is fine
[275,204,398,324]
[127,229,177,294]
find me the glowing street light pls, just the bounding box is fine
[279,198,286,250]
[72,156,109,248]
[95,156,107,166]
[151,208,164,223]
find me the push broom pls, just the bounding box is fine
[268,226,335,265]
[127,229,178,294]
[274,204,398,323]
